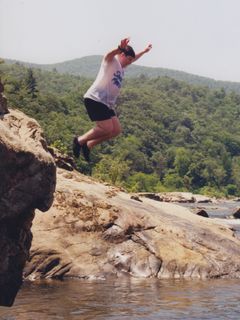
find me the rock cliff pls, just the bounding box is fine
[0,84,56,306]
[25,167,240,281]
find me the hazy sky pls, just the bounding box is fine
[1,0,240,82]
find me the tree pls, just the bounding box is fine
[202,159,226,188]
[173,147,192,177]
[126,172,160,192]
[163,171,185,190]
[93,155,130,186]
[25,68,38,98]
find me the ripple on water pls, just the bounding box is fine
[0,278,240,320]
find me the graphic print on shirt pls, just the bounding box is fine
[112,71,123,88]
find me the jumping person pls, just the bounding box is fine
[73,37,152,161]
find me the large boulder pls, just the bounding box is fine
[24,168,240,281]
[0,108,56,306]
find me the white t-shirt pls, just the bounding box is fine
[84,56,124,109]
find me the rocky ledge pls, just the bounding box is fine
[0,106,56,306]
[24,167,240,282]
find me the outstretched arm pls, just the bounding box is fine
[133,44,152,63]
[104,38,130,62]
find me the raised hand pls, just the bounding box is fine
[144,44,152,53]
[120,37,130,49]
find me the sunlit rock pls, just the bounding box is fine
[24,168,240,282]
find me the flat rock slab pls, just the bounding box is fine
[25,168,240,281]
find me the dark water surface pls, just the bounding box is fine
[1,278,240,320]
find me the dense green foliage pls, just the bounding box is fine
[5,56,240,94]
[1,61,240,197]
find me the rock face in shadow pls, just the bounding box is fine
[0,108,56,306]
[25,168,240,282]
[231,208,240,219]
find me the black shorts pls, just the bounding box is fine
[84,98,116,121]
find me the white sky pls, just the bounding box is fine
[1,0,240,82]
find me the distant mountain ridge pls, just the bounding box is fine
[5,55,240,94]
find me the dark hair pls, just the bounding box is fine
[123,45,135,58]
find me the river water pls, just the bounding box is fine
[1,200,240,320]
[178,199,240,218]
[1,278,240,320]
[179,199,240,235]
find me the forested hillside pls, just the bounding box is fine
[5,56,240,94]
[1,61,240,197]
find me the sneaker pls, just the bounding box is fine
[82,143,90,162]
[72,136,81,158]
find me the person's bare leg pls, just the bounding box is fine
[78,118,114,146]
[87,116,122,149]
